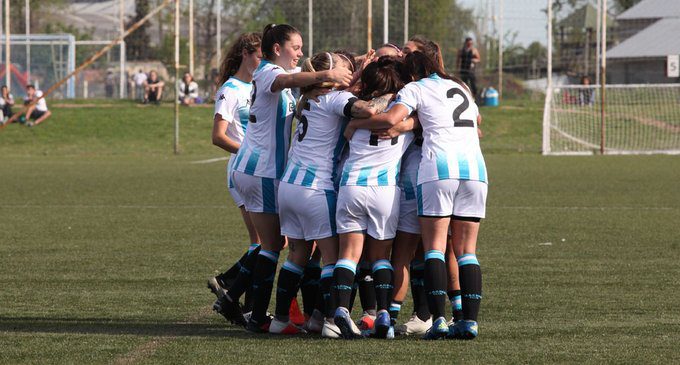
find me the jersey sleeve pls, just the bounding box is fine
[395,82,421,114]
[214,88,237,123]
[258,64,288,94]
[328,91,358,119]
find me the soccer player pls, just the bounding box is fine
[217,23,352,333]
[332,57,416,339]
[271,51,383,336]
[374,43,403,59]
[208,32,263,323]
[23,85,52,127]
[403,35,445,69]
[349,51,487,340]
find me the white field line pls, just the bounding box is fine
[189,157,228,164]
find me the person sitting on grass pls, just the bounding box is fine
[144,70,165,105]
[178,72,200,106]
[23,85,51,127]
[0,85,14,123]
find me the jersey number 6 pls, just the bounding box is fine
[447,88,474,127]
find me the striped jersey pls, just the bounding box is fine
[398,135,422,201]
[233,61,296,179]
[340,113,414,187]
[395,74,488,185]
[281,90,356,191]
[214,77,252,144]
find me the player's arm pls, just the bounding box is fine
[472,48,481,64]
[374,114,420,139]
[271,67,352,93]
[348,103,410,129]
[212,114,240,154]
[348,93,393,118]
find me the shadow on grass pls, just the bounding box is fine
[0,317,336,341]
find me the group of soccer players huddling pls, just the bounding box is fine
[208,23,487,340]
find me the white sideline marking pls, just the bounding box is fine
[189,157,228,164]
[538,242,553,246]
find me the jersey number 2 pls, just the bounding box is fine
[446,88,474,127]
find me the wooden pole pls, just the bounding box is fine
[25,0,30,84]
[403,0,408,44]
[189,0,194,75]
[216,0,221,65]
[600,0,607,154]
[542,0,553,155]
[119,0,125,98]
[308,0,313,56]
[498,0,503,101]
[174,0,180,154]
[5,0,9,90]
[383,0,388,44]
[367,0,372,51]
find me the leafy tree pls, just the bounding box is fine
[126,0,152,60]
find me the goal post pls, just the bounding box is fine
[544,83,680,155]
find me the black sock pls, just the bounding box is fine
[300,260,321,317]
[332,259,357,310]
[320,264,335,318]
[348,282,358,313]
[424,250,447,320]
[225,245,261,301]
[216,243,260,288]
[371,260,393,311]
[250,249,280,324]
[410,259,430,321]
[447,290,464,321]
[458,254,482,321]
[274,260,304,320]
[388,300,403,324]
[357,261,377,315]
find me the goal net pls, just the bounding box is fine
[543,83,680,155]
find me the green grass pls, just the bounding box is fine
[1,99,680,364]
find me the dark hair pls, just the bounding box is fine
[26,84,35,90]
[408,35,445,69]
[261,23,301,61]
[465,37,473,43]
[403,51,468,91]
[357,56,407,101]
[218,32,261,85]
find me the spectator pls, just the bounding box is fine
[457,37,481,99]
[177,72,199,105]
[579,75,595,106]
[0,85,14,122]
[144,70,164,105]
[133,69,147,101]
[23,84,52,127]
[105,70,116,98]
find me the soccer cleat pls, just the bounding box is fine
[321,318,342,339]
[422,317,449,340]
[396,314,432,336]
[356,312,376,331]
[289,297,306,326]
[333,307,362,339]
[214,294,246,327]
[246,316,272,333]
[303,310,324,333]
[457,320,479,340]
[207,277,227,299]
[269,318,307,335]
[372,310,393,339]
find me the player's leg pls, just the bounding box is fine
[269,237,311,334]
[332,231,364,338]
[300,248,321,322]
[316,235,341,338]
[445,234,464,326]
[354,253,376,330]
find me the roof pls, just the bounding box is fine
[558,4,599,29]
[617,0,680,20]
[608,18,680,58]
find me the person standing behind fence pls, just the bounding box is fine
[105,70,116,98]
[457,37,480,100]
[133,69,147,101]
[0,85,15,123]
[178,72,200,105]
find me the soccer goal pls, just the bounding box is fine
[542,83,680,155]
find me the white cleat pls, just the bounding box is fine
[395,314,432,336]
[303,310,325,333]
[321,318,342,339]
[269,318,307,335]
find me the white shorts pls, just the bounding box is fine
[226,156,245,208]
[231,170,280,214]
[278,182,337,241]
[336,185,400,240]
[417,179,487,219]
[397,191,421,234]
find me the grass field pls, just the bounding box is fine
[1,99,679,364]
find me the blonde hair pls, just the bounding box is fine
[296,52,341,118]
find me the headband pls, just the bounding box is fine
[326,52,333,70]
[336,53,355,73]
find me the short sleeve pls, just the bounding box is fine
[395,82,421,114]
[258,63,288,94]
[214,88,237,123]
[328,91,357,119]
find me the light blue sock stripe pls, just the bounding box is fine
[335,259,357,274]
[452,295,462,310]
[248,243,260,252]
[424,250,445,262]
[259,249,280,263]
[457,254,479,266]
[282,260,304,275]
[372,259,393,272]
[389,304,402,311]
[321,264,335,278]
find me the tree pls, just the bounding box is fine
[126,0,152,60]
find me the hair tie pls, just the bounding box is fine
[326,52,333,70]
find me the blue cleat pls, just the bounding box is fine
[447,320,464,339]
[372,310,394,339]
[422,317,449,340]
[459,320,479,340]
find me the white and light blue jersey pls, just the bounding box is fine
[233,61,296,179]
[281,90,356,191]
[398,135,422,201]
[214,77,252,144]
[395,74,487,185]
[340,127,414,187]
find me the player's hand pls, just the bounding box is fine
[327,67,353,88]
[374,127,400,140]
[477,114,483,138]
